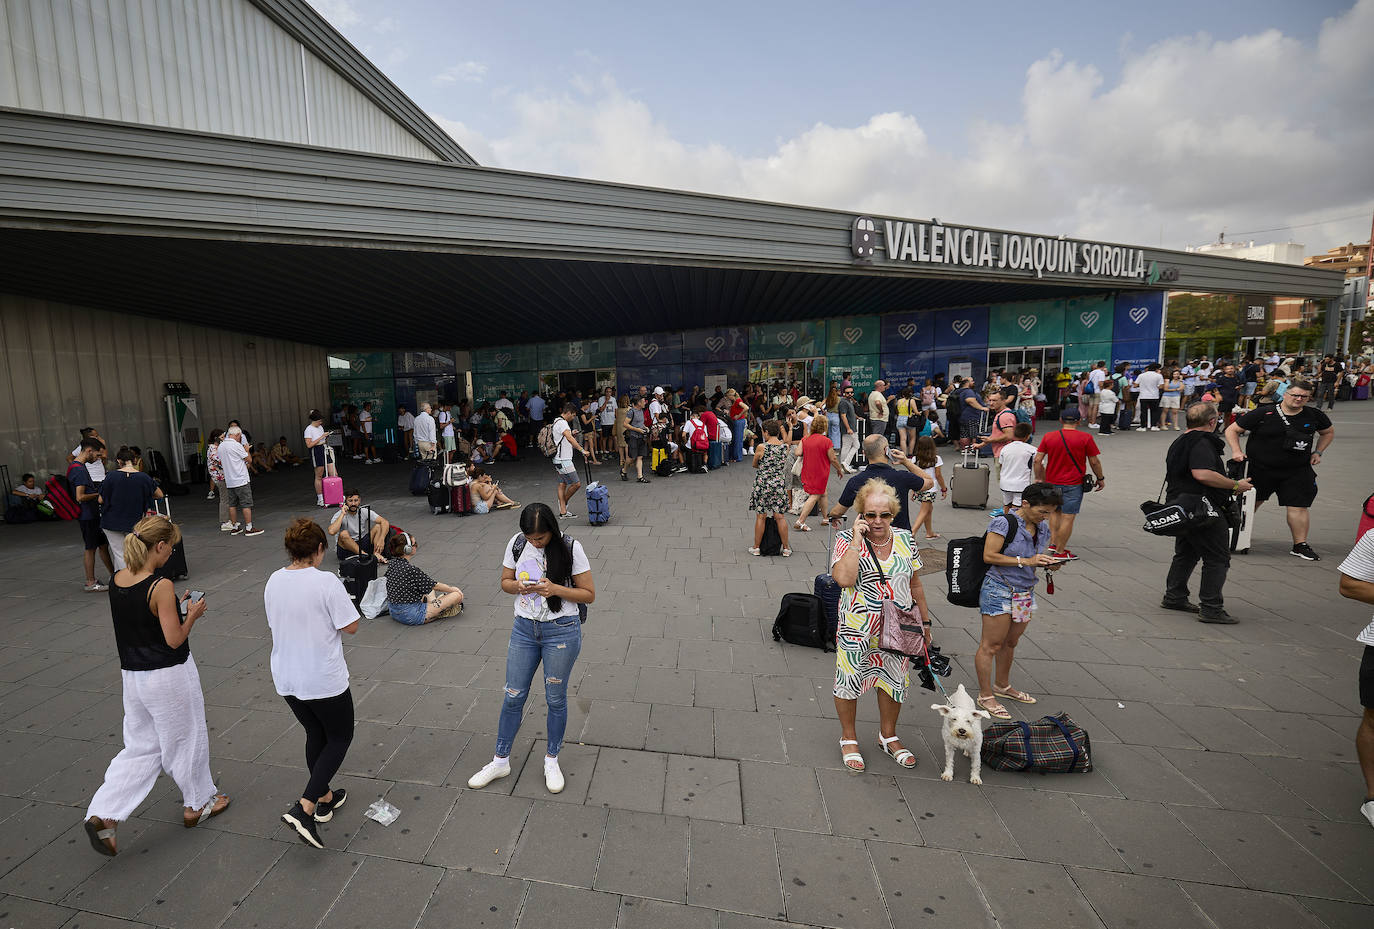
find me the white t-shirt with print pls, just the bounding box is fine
[551,417,575,463]
[1339,529,1374,647]
[264,566,358,699]
[503,532,591,621]
[998,442,1036,492]
[216,438,251,488]
[598,396,617,425]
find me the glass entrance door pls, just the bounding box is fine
[748,358,825,397]
[988,346,1062,375]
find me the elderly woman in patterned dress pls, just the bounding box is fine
[830,478,932,773]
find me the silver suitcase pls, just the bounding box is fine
[950,446,989,509]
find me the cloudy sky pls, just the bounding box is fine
[314,0,1373,256]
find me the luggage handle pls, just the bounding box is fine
[1046,714,1082,771]
[153,497,171,518]
[1015,720,1034,770]
[325,446,339,478]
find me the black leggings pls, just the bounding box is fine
[284,688,354,803]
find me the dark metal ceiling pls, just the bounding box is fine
[0,229,1146,349]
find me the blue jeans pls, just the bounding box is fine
[732,418,747,461]
[496,615,583,758]
[826,412,841,448]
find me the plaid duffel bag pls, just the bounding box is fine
[980,713,1092,773]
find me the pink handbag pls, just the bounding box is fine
[866,540,929,660]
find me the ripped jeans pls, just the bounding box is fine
[496,615,583,758]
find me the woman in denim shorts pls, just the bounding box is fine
[383,531,465,625]
[974,483,1065,720]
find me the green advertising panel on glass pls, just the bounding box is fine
[538,339,616,371]
[1063,294,1115,345]
[749,321,824,358]
[473,370,542,404]
[1064,341,1112,377]
[825,354,880,394]
[327,352,393,381]
[328,378,397,428]
[988,300,1065,348]
[824,316,880,356]
[472,345,539,375]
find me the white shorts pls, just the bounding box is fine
[1160,396,1180,409]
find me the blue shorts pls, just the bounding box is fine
[474,500,490,514]
[390,601,428,626]
[979,574,1036,618]
[1055,482,1084,515]
[311,445,326,468]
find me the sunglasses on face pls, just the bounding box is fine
[861,511,895,520]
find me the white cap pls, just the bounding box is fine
[653,386,664,394]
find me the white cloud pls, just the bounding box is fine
[428,0,1374,252]
[432,61,488,85]
[310,0,362,30]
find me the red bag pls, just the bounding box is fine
[45,474,79,520]
[1359,493,1374,543]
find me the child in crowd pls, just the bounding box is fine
[1096,382,1118,435]
[910,435,946,540]
[997,422,1036,507]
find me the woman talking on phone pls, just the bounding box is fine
[468,503,595,795]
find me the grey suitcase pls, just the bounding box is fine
[1227,460,1255,554]
[950,446,989,509]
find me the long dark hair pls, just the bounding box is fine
[519,503,571,613]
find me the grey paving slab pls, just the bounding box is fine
[511,740,598,804]
[1069,796,1236,883]
[1152,702,1290,755]
[713,709,787,763]
[507,799,607,887]
[1067,869,1214,929]
[0,896,74,929]
[0,805,138,897]
[1295,897,1374,929]
[964,854,1106,929]
[377,725,471,785]
[425,790,533,874]
[324,856,444,929]
[815,767,921,844]
[586,747,667,814]
[416,869,525,929]
[1231,707,1357,763]
[1089,743,1218,806]
[1177,881,1328,929]
[775,829,887,929]
[664,754,742,823]
[58,912,158,929]
[346,782,458,862]
[636,668,696,706]
[220,845,363,929]
[1245,755,1369,823]
[514,882,620,929]
[899,779,1023,857]
[1155,748,1319,817]
[982,787,1126,870]
[132,831,284,929]
[686,819,783,919]
[64,821,216,918]
[868,841,996,928]
[1268,814,1374,902]
[739,761,828,833]
[616,897,715,929]
[580,700,651,750]
[593,810,689,902]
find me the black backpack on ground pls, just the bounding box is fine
[771,592,833,652]
[946,515,1027,608]
[759,518,783,556]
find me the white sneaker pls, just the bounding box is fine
[364,459,375,465]
[219,521,236,532]
[1362,800,1374,828]
[206,491,216,500]
[1089,423,1100,429]
[1150,426,1161,431]
[544,758,565,794]
[467,758,511,789]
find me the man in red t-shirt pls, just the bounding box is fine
[1032,407,1106,558]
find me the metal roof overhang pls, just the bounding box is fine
[0,110,1345,351]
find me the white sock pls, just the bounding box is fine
[544,756,560,772]
[491,755,511,770]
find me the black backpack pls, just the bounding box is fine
[759,518,783,556]
[946,515,1030,608]
[771,593,832,651]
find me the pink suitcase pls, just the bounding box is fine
[322,447,344,506]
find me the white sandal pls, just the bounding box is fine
[839,739,865,774]
[877,733,917,769]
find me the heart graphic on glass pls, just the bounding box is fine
[1080,312,1099,328]
[638,342,659,360]
[777,332,797,347]
[951,319,972,337]
[1017,315,1036,331]
[843,327,863,344]
[1129,307,1149,325]
[897,323,918,341]
[494,352,512,368]
[704,336,725,353]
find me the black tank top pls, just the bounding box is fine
[109,575,190,671]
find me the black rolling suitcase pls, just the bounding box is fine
[152,498,189,580]
[338,554,377,602]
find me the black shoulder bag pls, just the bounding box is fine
[1059,432,1095,491]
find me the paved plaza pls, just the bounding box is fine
[1,409,1372,929]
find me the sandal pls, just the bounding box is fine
[184,793,231,828]
[84,817,117,856]
[993,687,1037,705]
[781,548,792,557]
[977,695,1011,720]
[793,522,811,532]
[877,733,917,768]
[839,739,865,774]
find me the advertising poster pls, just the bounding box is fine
[930,350,986,388]
[879,351,934,389]
[988,299,1066,349]
[1063,341,1112,377]
[682,327,748,363]
[879,311,936,355]
[681,360,748,395]
[825,355,880,394]
[931,306,991,351]
[615,364,684,396]
[615,331,684,368]
[1063,294,1116,345]
[328,352,393,381]
[1113,291,1166,342]
[328,378,396,428]
[472,344,539,375]
[538,338,616,371]
[473,370,542,404]
[823,316,880,357]
[748,320,824,358]
[1111,339,1161,374]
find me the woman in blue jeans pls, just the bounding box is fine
[468,503,595,794]
[973,482,1064,720]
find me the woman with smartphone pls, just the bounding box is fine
[468,503,595,795]
[304,410,330,507]
[83,514,228,857]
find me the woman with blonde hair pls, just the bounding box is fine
[83,515,228,856]
[830,479,931,772]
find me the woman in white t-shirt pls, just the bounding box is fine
[910,436,947,540]
[468,503,595,796]
[264,518,360,850]
[304,410,330,507]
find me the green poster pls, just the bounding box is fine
[1063,341,1112,378]
[749,320,824,358]
[824,316,880,356]
[988,300,1065,348]
[1063,294,1115,345]
[328,378,396,428]
[473,370,542,404]
[473,344,539,374]
[825,354,880,394]
[538,338,616,370]
[327,351,393,381]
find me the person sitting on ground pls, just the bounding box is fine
[11,473,45,509]
[271,437,303,467]
[383,531,465,625]
[327,491,390,563]
[469,467,520,513]
[251,443,275,473]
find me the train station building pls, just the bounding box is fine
[0,0,1345,478]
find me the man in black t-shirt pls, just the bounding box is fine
[1213,363,1245,423]
[1317,355,1341,410]
[825,434,932,532]
[1161,402,1253,624]
[1224,380,1335,561]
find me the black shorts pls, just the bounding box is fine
[79,517,105,550]
[1361,646,1374,709]
[311,445,326,468]
[600,424,614,438]
[1250,463,1317,508]
[626,434,648,459]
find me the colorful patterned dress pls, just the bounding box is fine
[831,528,919,703]
[748,442,788,515]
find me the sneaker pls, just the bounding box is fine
[544,758,564,794]
[1089,423,1100,429]
[1150,426,1161,431]
[205,491,216,500]
[243,527,264,537]
[1057,549,1080,561]
[84,581,108,593]
[558,512,577,519]
[364,459,376,466]
[467,758,512,789]
[351,454,364,460]
[1361,799,1374,828]
[313,788,346,823]
[1160,598,1201,613]
[1198,608,1239,625]
[1291,542,1319,562]
[281,801,323,848]
[229,525,244,535]
[219,521,236,532]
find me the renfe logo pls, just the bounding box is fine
[851,216,876,261]
[1017,315,1037,331]
[843,327,863,344]
[952,319,972,337]
[897,323,918,341]
[704,336,725,353]
[1129,307,1149,325]
[638,342,659,360]
[1080,311,1100,328]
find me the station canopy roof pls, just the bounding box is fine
[0,108,1344,350]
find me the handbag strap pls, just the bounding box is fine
[1058,431,1086,478]
[1046,714,1082,770]
[1016,721,1034,768]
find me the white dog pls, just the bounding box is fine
[932,683,991,785]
